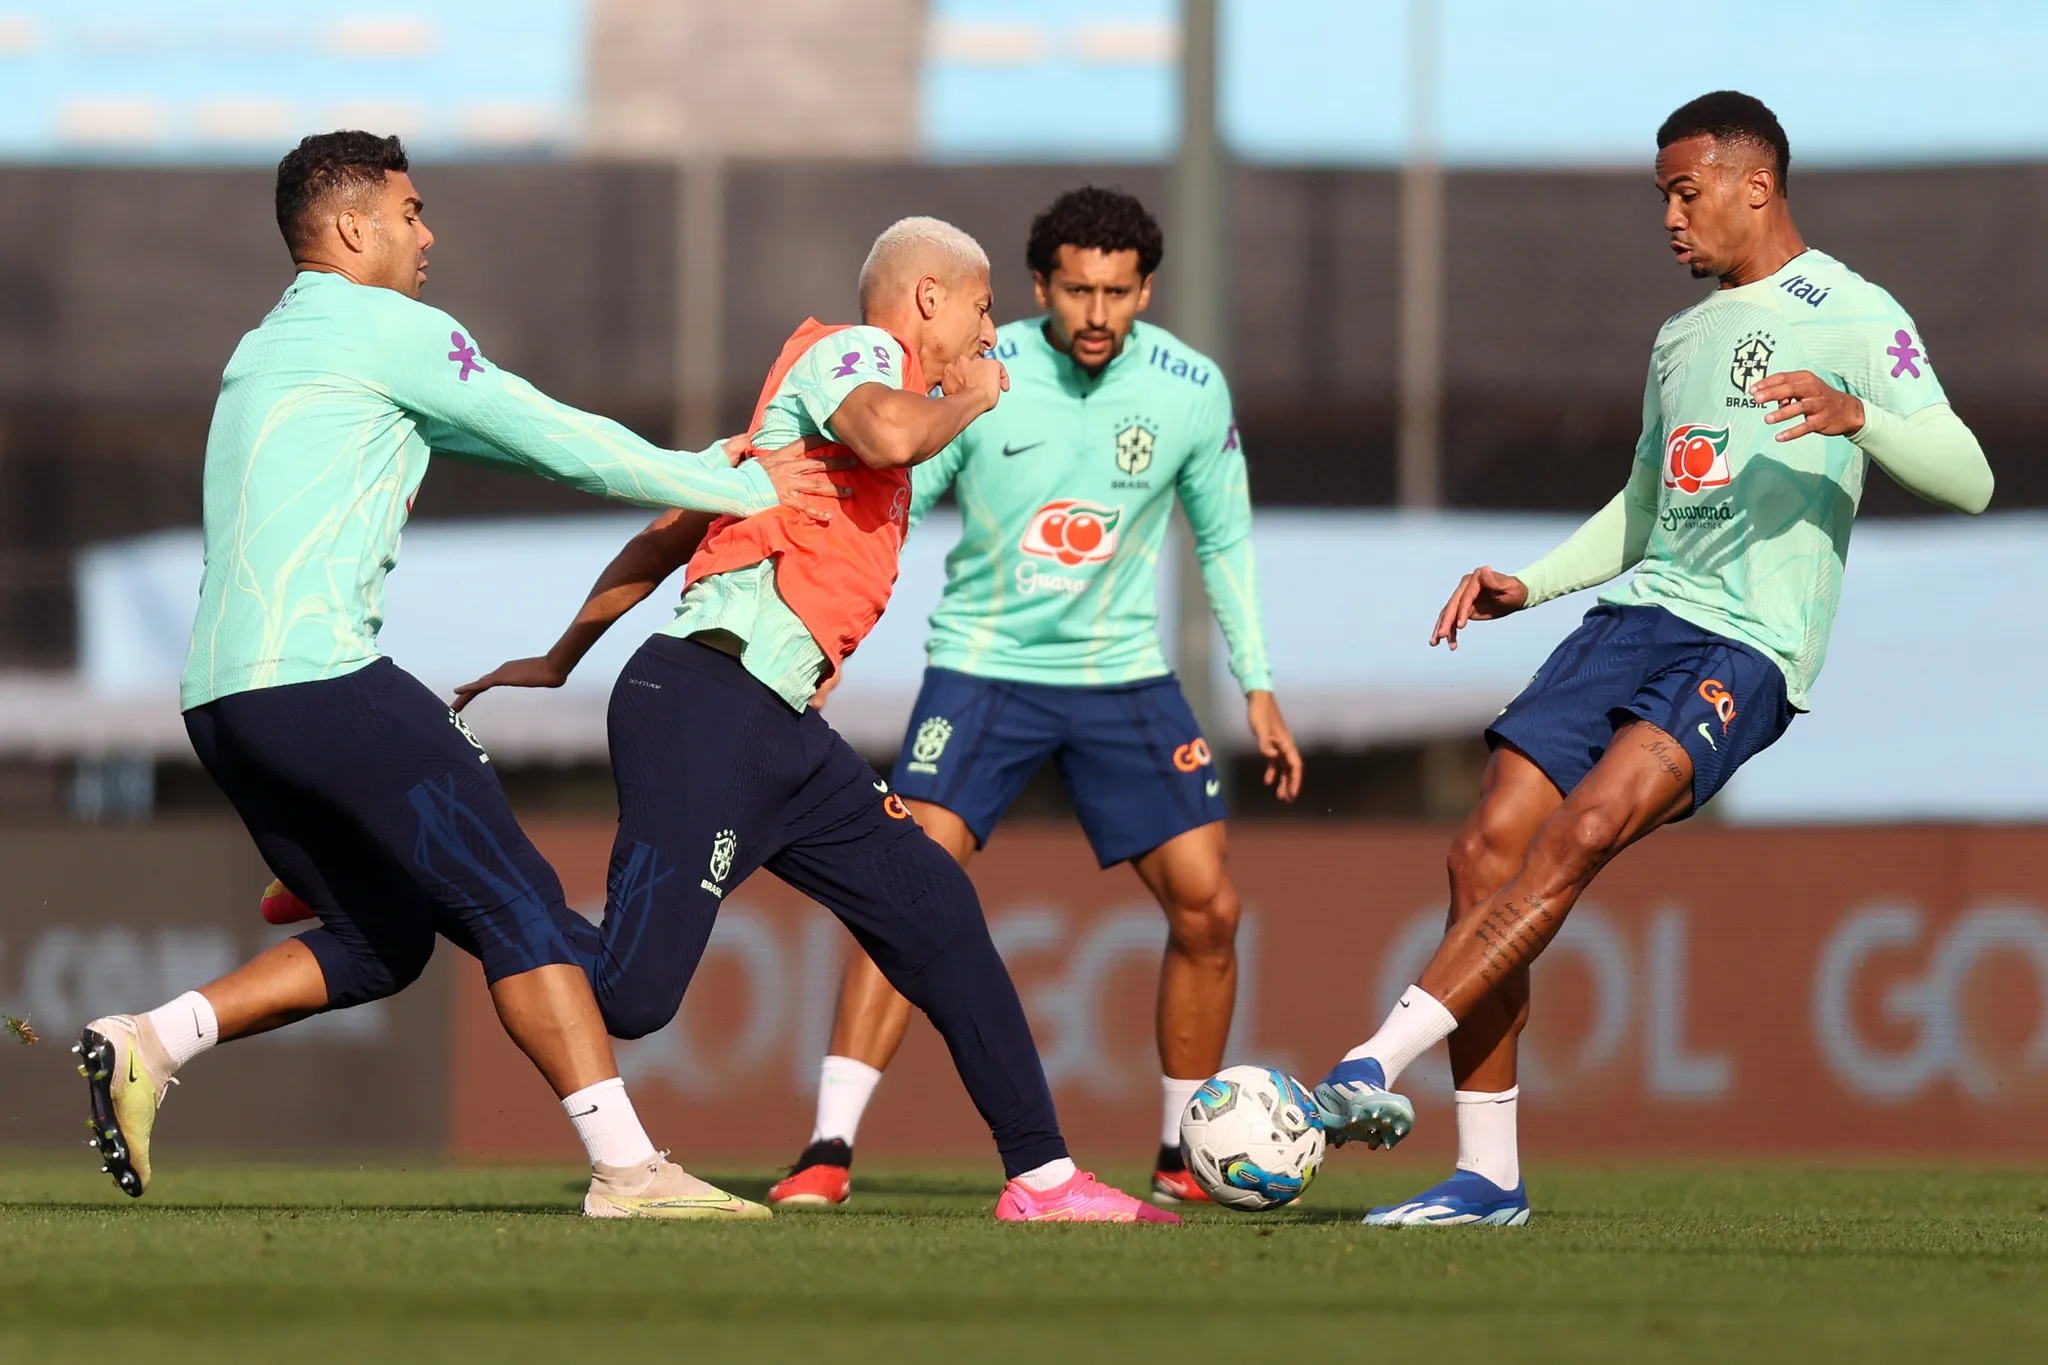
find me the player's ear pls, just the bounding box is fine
[1134,274,1154,313]
[1031,271,1051,309]
[917,274,942,321]
[1748,167,1774,209]
[334,206,366,254]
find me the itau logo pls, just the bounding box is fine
[1664,424,1732,496]
[1020,500,1122,566]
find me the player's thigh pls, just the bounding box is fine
[203,660,579,980]
[770,718,987,976]
[888,668,1058,852]
[1485,604,1671,802]
[186,699,440,1000]
[900,798,979,865]
[593,637,797,1033]
[1544,719,1697,866]
[1129,821,1234,921]
[1619,626,1796,820]
[1057,676,1226,870]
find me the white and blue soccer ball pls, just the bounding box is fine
[1179,1064,1325,1211]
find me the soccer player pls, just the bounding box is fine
[454,217,1178,1223]
[1311,92,1994,1226]
[754,185,1299,1208]
[76,131,843,1218]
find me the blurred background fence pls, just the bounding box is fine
[1,1,2044,1160]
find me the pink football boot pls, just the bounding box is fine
[995,1170,1182,1223]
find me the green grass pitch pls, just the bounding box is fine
[4,1161,2044,1363]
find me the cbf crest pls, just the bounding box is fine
[1730,331,1774,394]
[907,715,952,775]
[1114,421,1156,477]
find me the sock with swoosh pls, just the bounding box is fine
[561,1076,658,1169]
[142,991,219,1071]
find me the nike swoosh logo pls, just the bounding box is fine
[873,780,888,792]
[1696,723,1717,751]
[1001,441,1043,458]
[127,1052,138,1085]
[568,1105,599,1119]
[1205,779,1221,797]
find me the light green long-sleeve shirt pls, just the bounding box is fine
[182,271,775,708]
[909,318,1272,692]
[1512,250,1991,709]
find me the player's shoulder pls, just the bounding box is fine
[1772,249,1914,328]
[1125,321,1231,405]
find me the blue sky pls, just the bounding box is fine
[2,1,2043,165]
[925,0,2048,165]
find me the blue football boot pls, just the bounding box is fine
[1310,1057,1415,1150]
[1365,1169,1530,1226]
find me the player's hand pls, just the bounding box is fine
[452,656,565,711]
[940,354,1009,411]
[749,434,857,521]
[1752,370,1866,442]
[1246,691,1302,803]
[1431,566,1528,650]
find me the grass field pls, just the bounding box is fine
[4,1160,2044,1363]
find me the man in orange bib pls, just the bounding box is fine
[456,218,1178,1224]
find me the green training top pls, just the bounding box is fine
[910,318,1271,692]
[182,270,776,710]
[664,324,909,711]
[1517,249,1952,710]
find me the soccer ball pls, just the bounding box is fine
[1179,1064,1325,1211]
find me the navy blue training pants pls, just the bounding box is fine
[580,635,1068,1177]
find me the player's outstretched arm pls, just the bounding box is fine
[451,438,841,710]
[827,354,1008,469]
[385,301,846,516]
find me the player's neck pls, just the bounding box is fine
[1717,221,1808,290]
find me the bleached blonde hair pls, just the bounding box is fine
[857,216,989,312]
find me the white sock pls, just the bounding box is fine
[143,991,219,1071]
[809,1055,884,1146]
[1454,1086,1521,1189]
[1160,1075,1205,1150]
[1015,1157,1078,1191]
[562,1077,657,1169]
[1341,985,1459,1087]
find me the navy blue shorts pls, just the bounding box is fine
[587,636,1065,1175]
[888,667,1226,868]
[1486,603,1795,817]
[184,658,584,1007]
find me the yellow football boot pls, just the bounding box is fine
[583,1154,771,1220]
[76,1015,175,1198]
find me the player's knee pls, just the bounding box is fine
[1446,809,1524,898]
[1166,881,1240,961]
[597,985,680,1042]
[1544,802,1629,872]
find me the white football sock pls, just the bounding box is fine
[562,1077,657,1169]
[1454,1086,1521,1189]
[1015,1157,1078,1191]
[1160,1075,1205,1150]
[143,991,219,1071]
[1341,985,1459,1087]
[809,1055,883,1146]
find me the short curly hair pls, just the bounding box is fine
[1025,185,1164,279]
[1657,91,1790,193]
[274,130,410,253]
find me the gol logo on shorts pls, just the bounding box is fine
[1172,738,1213,773]
[883,793,911,820]
[1698,679,1737,735]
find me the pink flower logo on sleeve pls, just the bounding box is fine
[1886,330,1923,379]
